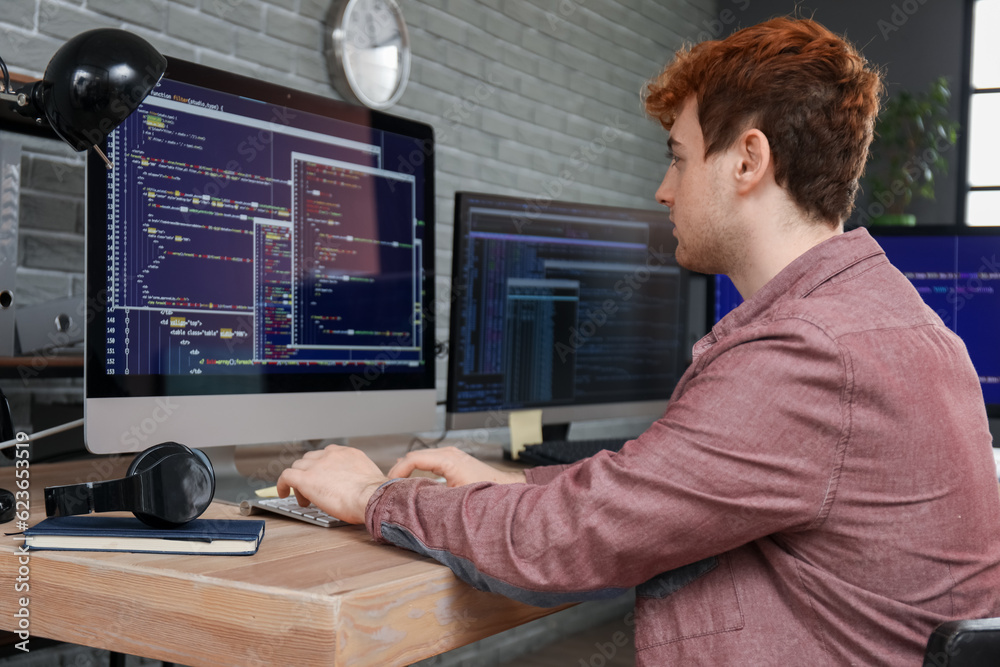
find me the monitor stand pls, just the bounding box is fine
[204,445,272,505]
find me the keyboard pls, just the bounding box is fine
[239,496,347,528]
[516,437,628,466]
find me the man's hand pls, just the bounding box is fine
[276,445,388,524]
[388,446,526,487]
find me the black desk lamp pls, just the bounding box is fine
[0,28,166,169]
[0,28,166,472]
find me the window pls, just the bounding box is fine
[966,0,1000,225]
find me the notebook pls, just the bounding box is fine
[22,516,265,555]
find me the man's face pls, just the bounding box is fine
[654,97,747,276]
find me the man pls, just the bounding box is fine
[279,17,1000,665]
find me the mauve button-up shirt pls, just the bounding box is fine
[366,228,1000,665]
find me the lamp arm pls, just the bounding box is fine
[0,54,36,115]
[0,90,31,108]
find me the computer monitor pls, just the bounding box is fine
[445,192,688,438]
[708,227,1000,418]
[869,226,1000,418]
[711,274,743,327]
[85,57,436,498]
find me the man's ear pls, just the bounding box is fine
[732,128,771,194]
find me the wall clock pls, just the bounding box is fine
[326,0,411,110]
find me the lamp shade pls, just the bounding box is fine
[26,29,166,151]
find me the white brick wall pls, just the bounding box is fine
[1,0,716,398]
[10,135,84,307]
[0,0,716,662]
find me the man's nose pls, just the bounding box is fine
[655,171,673,209]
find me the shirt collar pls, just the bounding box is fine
[712,227,886,338]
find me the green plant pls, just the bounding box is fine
[864,76,960,224]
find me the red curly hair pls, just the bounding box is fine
[643,17,884,224]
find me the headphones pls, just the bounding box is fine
[44,442,215,528]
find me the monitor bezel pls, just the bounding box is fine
[84,56,436,452]
[444,191,688,431]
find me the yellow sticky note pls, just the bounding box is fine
[508,409,543,461]
[255,485,293,498]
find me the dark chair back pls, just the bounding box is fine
[924,618,1000,667]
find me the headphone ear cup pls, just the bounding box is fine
[189,447,214,482]
[127,441,190,477]
[127,442,216,529]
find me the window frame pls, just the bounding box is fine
[959,0,1000,225]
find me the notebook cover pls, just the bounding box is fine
[23,516,265,555]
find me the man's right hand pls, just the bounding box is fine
[388,446,526,487]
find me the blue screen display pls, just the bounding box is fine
[711,230,1000,411]
[447,193,687,415]
[712,274,743,323]
[874,232,1000,410]
[99,75,428,378]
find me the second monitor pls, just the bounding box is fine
[446,193,688,438]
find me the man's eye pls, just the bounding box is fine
[665,150,680,166]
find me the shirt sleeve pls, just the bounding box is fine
[524,463,570,484]
[365,316,850,606]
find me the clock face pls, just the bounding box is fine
[331,0,411,109]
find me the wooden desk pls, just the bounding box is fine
[0,441,563,666]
